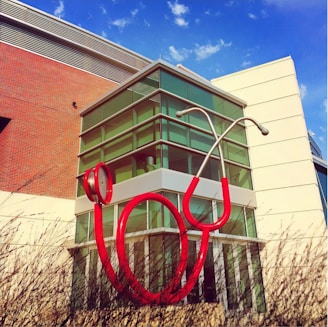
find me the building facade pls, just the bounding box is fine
[1,0,326,324]
[73,60,267,313]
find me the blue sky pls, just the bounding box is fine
[18,0,327,159]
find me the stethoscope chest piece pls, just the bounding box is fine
[83,162,112,205]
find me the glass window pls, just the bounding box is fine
[167,121,188,146]
[222,141,250,166]
[203,242,216,302]
[110,157,133,183]
[70,247,87,310]
[160,71,243,120]
[100,246,113,308]
[75,213,89,243]
[220,206,246,236]
[88,249,99,309]
[246,208,257,238]
[149,234,180,293]
[103,133,133,162]
[103,110,133,140]
[183,196,213,230]
[118,200,147,233]
[249,243,266,312]
[136,121,158,148]
[149,234,164,293]
[81,127,102,152]
[222,244,238,310]
[82,70,159,131]
[226,162,252,189]
[79,148,102,174]
[237,245,252,309]
[134,241,145,286]
[190,129,217,155]
[186,240,200,303]
[103,206,114,237]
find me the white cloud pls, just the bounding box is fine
[175,17,188,27]
[168,1,189,27]
[168,1,189,16]
[248,13,257,20]
[194,40,231,60]
[110,18,131,30]
[241,60,251,68]
[131,9,138,17]
[299,83,307,99]
[100,5,107,15]
[54,0,64,19]
[144,19,150,28]
[101,31,107,38]
[168,45,191,61]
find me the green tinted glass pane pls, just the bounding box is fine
[118,200,147,233]
[136,122,158,148]
[203,242,216,302]
[149,234,164,292]
[186,240,199,303]
[163,192,178,228]
[222,243,238,309]
[167,145,190,174]
[149,192,178,228]
[103,206,114,237]
[100,246,112,308]
[190,129,216,154]
[134,241,145,285]
[149,199,162,229]
[184,197,213,231]
[111,157,133,183]
[135,98,160,123]
[75,213,89,243]
[188,84,213,109]
[79,148,102,173]
[89,211,94,241]
[246,208,257,238]
[237,245,252,309]
[88,249,98,309]
[250,243,266,312]
[77,176,85,197]
[82,71,159,131]
[103,133,133,161]
[223,141,249,166]
[103,110,133,140]
[219,100,243,120]
[220,205,246,236]
[81,127,102,152]
[71,247,87,310]
[226,163,252,189]
[161,71,187,99]
[167,121,188,145]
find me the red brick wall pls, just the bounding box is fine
[0,43,117,199]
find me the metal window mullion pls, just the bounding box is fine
[243,207,249,237]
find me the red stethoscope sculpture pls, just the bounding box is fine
[83,108,269,305]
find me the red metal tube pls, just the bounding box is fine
[116,192,189,304]
[182,176,231,232]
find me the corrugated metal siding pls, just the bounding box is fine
[1,0,151,82]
